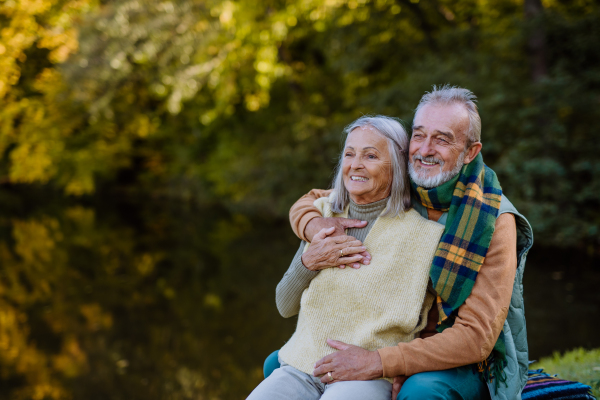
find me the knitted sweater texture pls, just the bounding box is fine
[279,195,444,375]
[276,197,389,318]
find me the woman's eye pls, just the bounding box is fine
[345,152,353,157]
[368,154,377,159]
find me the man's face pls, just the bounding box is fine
[409,103,478,188]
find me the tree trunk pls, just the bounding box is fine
[524,0,547,82]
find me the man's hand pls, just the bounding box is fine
[304,217,371,268]
[391,376,408,400]
[312,339,383,383]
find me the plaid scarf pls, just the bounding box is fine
[411,153,507,389]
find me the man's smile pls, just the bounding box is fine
[412,154,444,171]
[415,159,439,168]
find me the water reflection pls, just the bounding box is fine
[0,189,598,399]
[524,246,600,360]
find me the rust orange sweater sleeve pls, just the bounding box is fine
[289,189,333,241]
[377,213,518,377]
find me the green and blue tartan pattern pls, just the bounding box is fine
[411,153,502,323]
[411,153,505,385]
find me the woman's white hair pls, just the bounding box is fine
[330,115,411,217]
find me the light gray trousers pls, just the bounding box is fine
[246,364,392,400]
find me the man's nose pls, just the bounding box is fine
[419,139,436,156]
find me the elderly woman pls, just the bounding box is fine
[246,116,444,400]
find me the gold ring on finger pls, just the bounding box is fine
[340,249,344,257]
[328,371,333,382]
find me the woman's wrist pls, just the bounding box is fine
[301,253,316,271]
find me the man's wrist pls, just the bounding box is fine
[377,346,405,378]
[303,216,323,242]
[370,350,384,379]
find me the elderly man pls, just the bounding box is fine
[274,86,533,400]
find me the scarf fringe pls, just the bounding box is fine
[473,352,508,393]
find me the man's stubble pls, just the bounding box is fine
[408,148,466,189]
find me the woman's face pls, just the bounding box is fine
[342,127,392,204]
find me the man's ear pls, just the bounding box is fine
[463,142,482,164]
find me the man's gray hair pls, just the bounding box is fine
[415,84,481,145]
[331,115,411,217]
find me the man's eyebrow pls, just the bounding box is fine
[434,130,455,140]
[412,126,455,140]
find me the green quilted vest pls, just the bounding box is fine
[413,194,533,400]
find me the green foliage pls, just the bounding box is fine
[530,348,600,398]
[2,3,599,396]
[2,0,600,247]
[0,187,300,398]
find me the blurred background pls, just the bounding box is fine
[0,0,599,398]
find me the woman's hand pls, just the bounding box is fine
[301,227,367,271]
[304,216,368,242]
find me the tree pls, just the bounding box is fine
[2,0,600,247]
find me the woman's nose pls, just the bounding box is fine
[351,159,364,169]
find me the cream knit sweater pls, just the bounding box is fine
[279,195,444,375]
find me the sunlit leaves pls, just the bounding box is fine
[1,0,600,247]
[0,0,94,98]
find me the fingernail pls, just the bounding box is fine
[362,221,367,223]
[361,246,366,250]
[340,265,345,269]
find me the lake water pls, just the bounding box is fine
[0,189,598,399]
